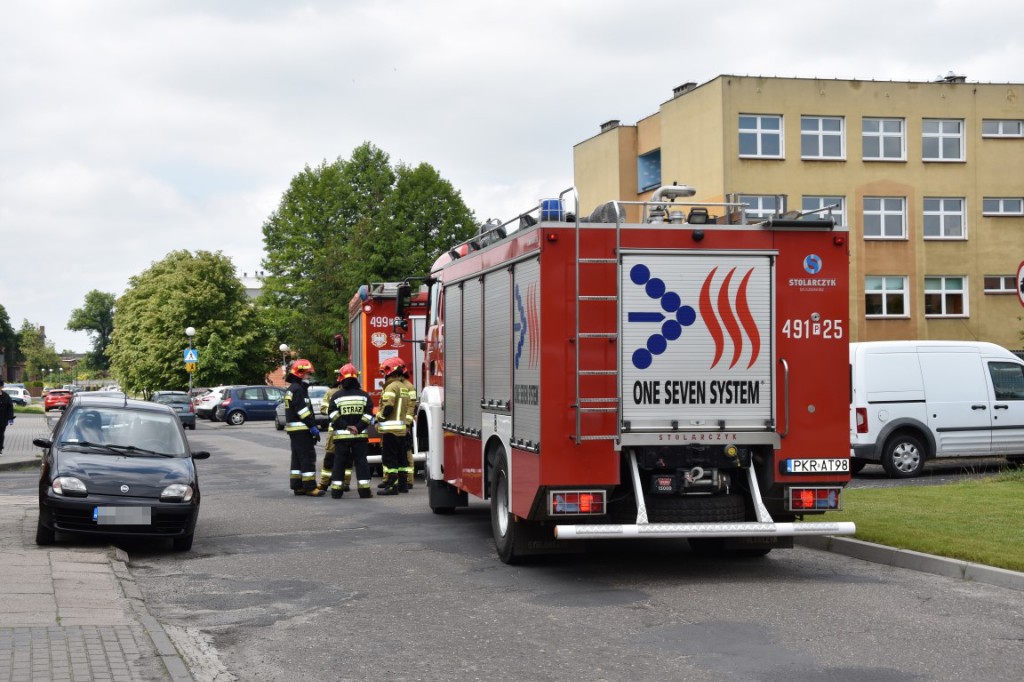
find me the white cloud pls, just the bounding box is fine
[2,0,1022,352]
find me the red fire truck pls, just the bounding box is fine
[397,186,855,563]
[346,282,427,464]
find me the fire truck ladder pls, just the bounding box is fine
[571,188,620,444]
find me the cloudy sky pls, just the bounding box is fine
[2,0,1022,353]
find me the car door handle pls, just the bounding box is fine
[994,404,1009,410]
[971,404,987,410]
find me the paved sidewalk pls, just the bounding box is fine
[0,415,193,681]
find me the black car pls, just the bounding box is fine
[33,395,210,551]
[150,391,197,430]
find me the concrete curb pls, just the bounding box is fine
[797,535,1024,592]
[112,548,195,681]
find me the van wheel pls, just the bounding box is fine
[882,434,926,478]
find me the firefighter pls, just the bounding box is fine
[399,366,415,489]
[313,370,344,495]
[328,363,374,499]
[376,357,417,496]
[284,359,323,496]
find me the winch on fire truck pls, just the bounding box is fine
[393,185,855,564]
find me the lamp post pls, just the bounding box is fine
[185,327,196,397]
[279,344,289,378]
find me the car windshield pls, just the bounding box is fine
[58,407,188,457]
[309,386,328,399]
[153,393,189,405]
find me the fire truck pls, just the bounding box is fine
[345,282,427,464]
[396,186,856,564]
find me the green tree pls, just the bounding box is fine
[67,290,116,370]
[0,304,16,380]
[258,142,476,373]
[108,250,273,395]
[16,321,62,381]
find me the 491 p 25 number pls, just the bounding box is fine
[781,318,843,339]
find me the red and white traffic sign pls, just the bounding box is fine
[1018,261,1024,309]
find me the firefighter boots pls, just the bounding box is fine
[397,477,409,494]
[377,474,399,496]
[358,487,373,499]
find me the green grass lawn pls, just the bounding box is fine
[14,405,45,414]
[827,469,1024,572]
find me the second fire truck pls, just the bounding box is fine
[395,186,855,563]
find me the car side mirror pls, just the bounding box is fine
[33,438,52,449]
[191,451,211,460]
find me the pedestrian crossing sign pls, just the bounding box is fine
[183,348,198,363]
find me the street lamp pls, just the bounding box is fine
[279,343,289,375]
[185,326,196,397]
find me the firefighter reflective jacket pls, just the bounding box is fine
[284,375,317,432]
[328,385,373,438]
[378,376,417,436]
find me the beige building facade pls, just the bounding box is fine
[573,75,1024,349]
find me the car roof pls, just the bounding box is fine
[72,394,175,414]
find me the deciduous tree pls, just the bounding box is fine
[67,290,116,370]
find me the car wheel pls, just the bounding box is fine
[35,518,55,546]
[275,419,284,431]
[882,433,926,478]
[172,534,194,551]
[227,410,246,426]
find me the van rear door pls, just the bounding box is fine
[918,350,991,455]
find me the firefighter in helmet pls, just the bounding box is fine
[401,365,418,490]
[327,363,374,498]
[376,356,417,495]
[313,368,345,495]
[284,358,323,495]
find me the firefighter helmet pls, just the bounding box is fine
[290,358,314,376]
[338,363,359,379]
[379,356,406,377]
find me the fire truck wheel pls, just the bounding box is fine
[881,433,926,478]
[490,447,523,564]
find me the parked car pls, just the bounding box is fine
[274,384,330,430]
[194,385,237,421]
[32,394,210,551]
[150,391,196,430]
[3,386,31,406]
[44,389,74,412]
[216,385,286,425]
[850,340,1024,478]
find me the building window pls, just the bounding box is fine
[801,116,845,159]
[739,114,783,158]
[863,197,906,239]
[923,197,966,239]
[865,276,909,317]
[637,149,661,192]
[924,276,967,316]
[802,196,846,226]
[982,198,1024,216]
[862,117,905,160]
[922,119,965,161]
[982,120,1024,138]
[738,194,783,221]
[984,275,1017,294]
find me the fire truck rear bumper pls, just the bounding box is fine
[553,521,856,540]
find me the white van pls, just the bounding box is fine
[850,341,1024,477]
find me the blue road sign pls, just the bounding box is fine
[183,348,198,363]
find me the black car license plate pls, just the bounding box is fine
[94,506,152,525]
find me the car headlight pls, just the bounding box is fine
[161,484,194,502]
[53,476,88,497]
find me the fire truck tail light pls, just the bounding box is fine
[787,487,842,512]
[855,407,868,433]
[549,490,606,515]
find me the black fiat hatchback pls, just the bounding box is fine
[34,394,210,551]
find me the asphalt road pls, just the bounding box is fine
[4,420,1023,681]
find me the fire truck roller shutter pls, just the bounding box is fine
[512,258,541,447]
[483,269,512,411]
[463,278,483,434]
[444,284,464,428]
